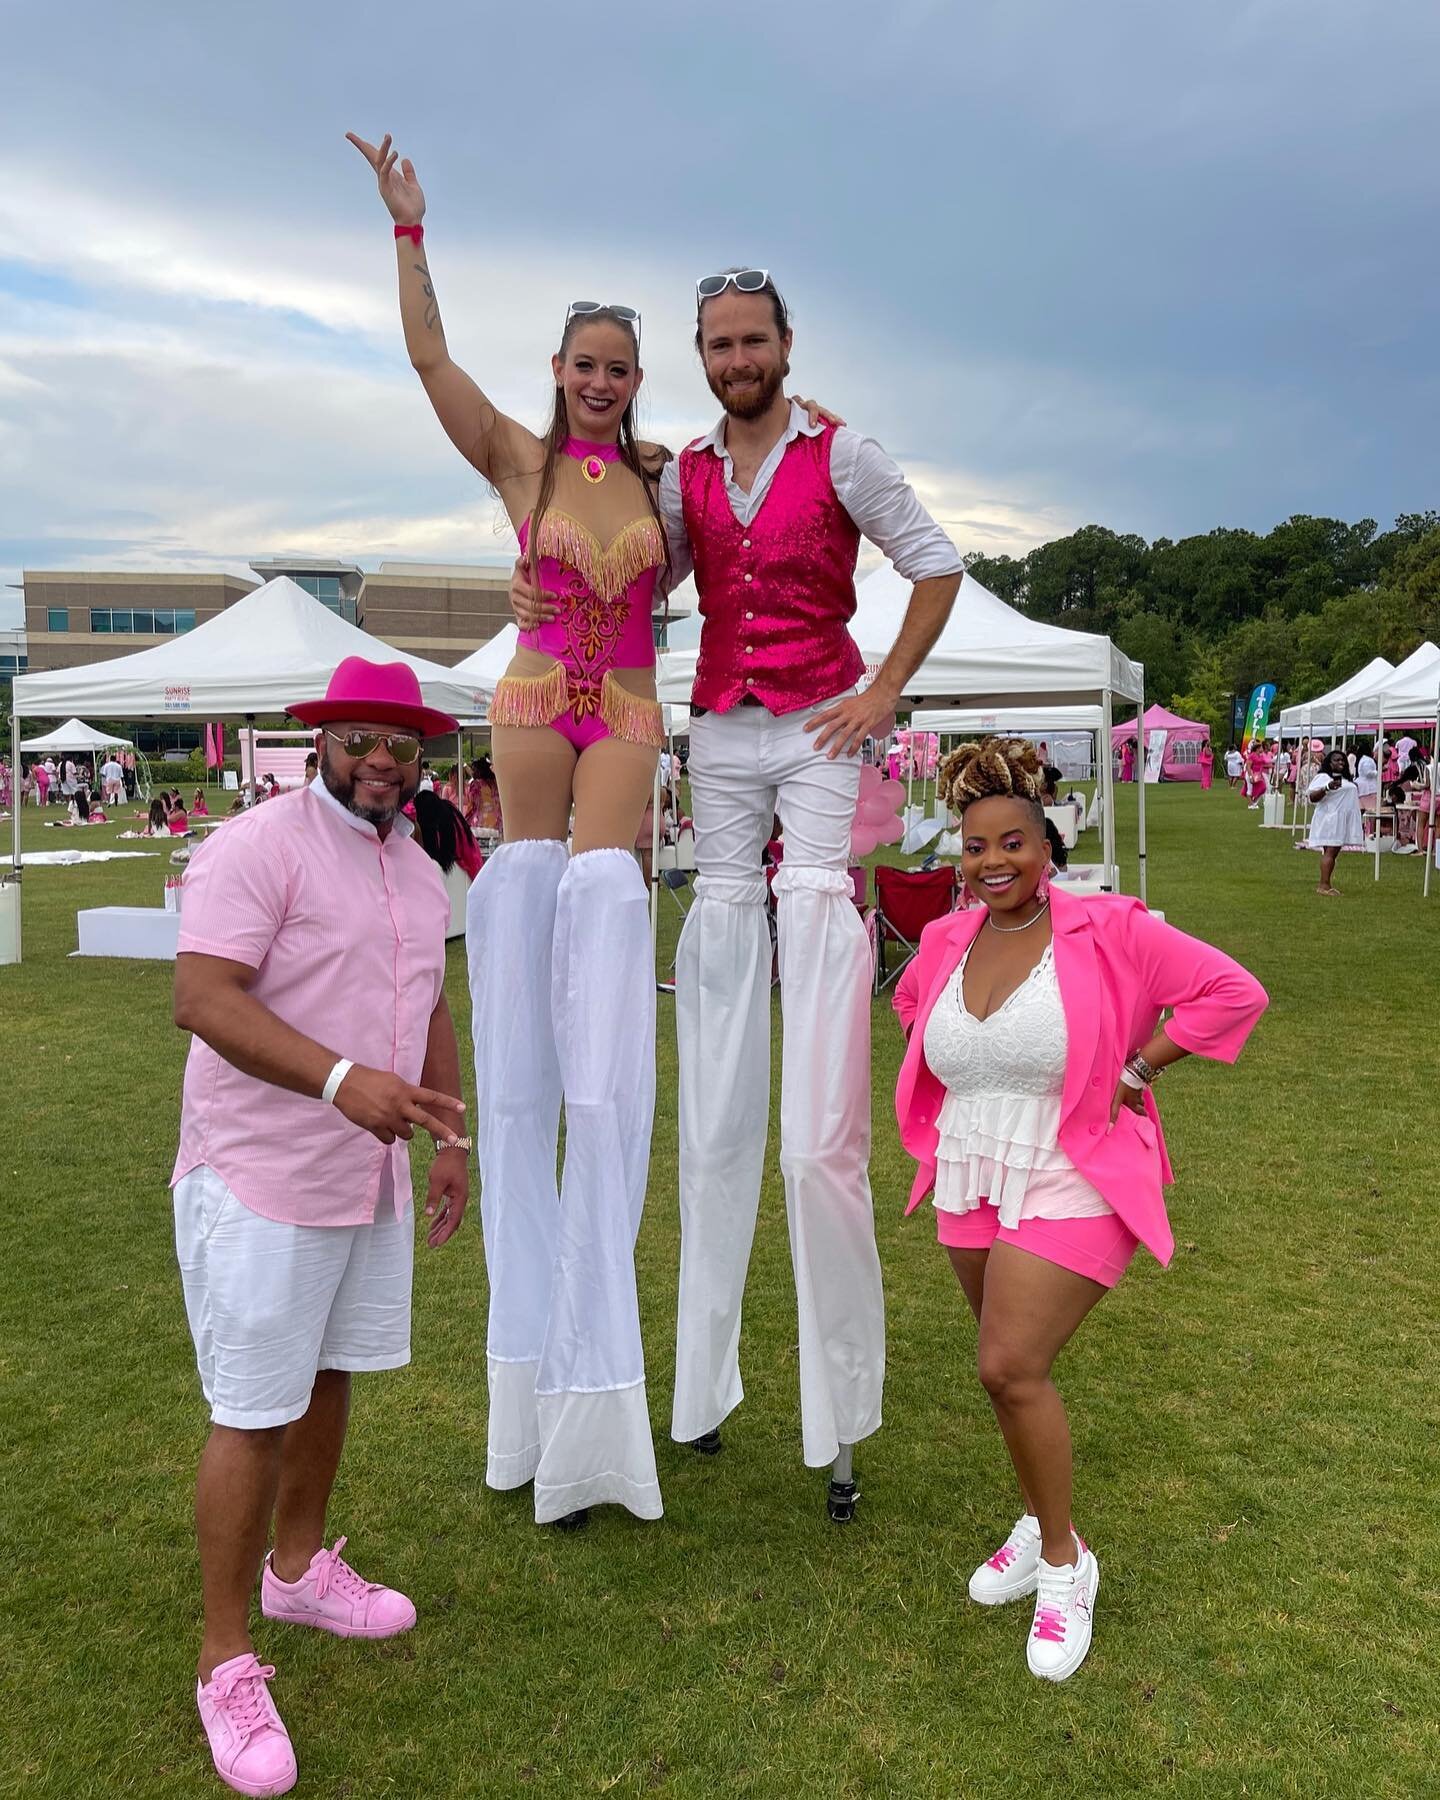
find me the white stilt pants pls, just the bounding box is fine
[672,700,885,1468]
[468,841,661,1522]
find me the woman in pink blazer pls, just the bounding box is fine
[893,739,1266,1682]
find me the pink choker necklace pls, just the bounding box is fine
[564,437,620,485]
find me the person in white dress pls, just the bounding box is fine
[1224,746,1244,790]
[1306,749,1363,895]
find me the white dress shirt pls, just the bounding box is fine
[659,402,962,589]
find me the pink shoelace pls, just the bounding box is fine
[1032,1606,1068,1645]
[208,1657,278,1742]
[312,1537,377,1605]
[987,1544,1018,1572]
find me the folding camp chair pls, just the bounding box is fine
[870,864,958,991]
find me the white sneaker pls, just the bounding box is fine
[1026,1537,1099,1682]
[968,1515,1042,1605]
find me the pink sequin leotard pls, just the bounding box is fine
[491,438,665,752]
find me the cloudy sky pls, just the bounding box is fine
[3,0,1437,631]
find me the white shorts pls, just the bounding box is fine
[173,1166,414,1430]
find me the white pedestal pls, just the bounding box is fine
[443,862,469,941]
[0,881,20,966]
[1261,791,1286,828]
[75,906,182,960]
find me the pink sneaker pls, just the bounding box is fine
[195,1653,297,1797]
[261,1537,417,1639]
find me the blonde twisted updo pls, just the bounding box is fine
[937,736,1045,817]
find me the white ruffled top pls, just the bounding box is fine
[922,940,1113,1226]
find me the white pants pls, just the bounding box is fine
[467,841,662,1522]
[173,1165,413,1430]
[673,699,885,1467]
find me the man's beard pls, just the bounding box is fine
[320,748,416,826]
[708,357,789,421]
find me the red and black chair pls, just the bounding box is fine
[870,864,959,991]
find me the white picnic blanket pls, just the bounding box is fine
[22,851,161,866]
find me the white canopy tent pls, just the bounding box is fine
[1277,657,1394,737]
[1344,642,1440,892]
[451,623,519,692]
[6,578,492,957]
[12,577,488,724]
[909,704,1102,778]
[19,718,134,752]
[657,568,1146,892]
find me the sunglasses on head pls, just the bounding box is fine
[566,301,641,348]
[325,729,422,765]
[695,268,776,300]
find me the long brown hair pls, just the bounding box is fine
[528,308,671,595]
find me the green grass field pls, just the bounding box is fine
[2,786,1437,1798]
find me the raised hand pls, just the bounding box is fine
[346,131,426,226]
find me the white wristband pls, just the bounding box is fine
[1119,1066,1145,1091]
[322,1058,355,1105]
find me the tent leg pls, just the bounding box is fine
[1374,712,1385,882]
[4,702,21,965]
[1101,691,1116,891]
[1136,673,1148,905]
[1426,691,1439,900]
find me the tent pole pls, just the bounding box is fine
[1426,683,1439,900]
[1136,674,1148,905]
[1374,710,1385,882]
[1101,689,1116,891]
[5,700,22,965]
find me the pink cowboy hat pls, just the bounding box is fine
[288,656,459,738]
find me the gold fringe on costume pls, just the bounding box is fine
[600,674,665,748]
[531,512,666,605]
[490,659,569,729]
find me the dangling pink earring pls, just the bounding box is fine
[1037,863,1053,903]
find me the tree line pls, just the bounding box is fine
[965,513,1440,741]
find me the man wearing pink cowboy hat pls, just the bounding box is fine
[170,655,469,1797]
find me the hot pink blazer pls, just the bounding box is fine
[893,888,1267,1265]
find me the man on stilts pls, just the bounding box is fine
[661,269,964,1517]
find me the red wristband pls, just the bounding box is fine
[394,222,424,245]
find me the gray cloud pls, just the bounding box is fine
[4,0,1437,610]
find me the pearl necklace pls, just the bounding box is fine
[985,898,1051,934]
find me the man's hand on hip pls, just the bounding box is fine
[804,687,899,761]
[332,1066,467,1147]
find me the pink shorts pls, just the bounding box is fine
[936,1200,1139,1289]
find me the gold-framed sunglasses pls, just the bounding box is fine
[324,729,423,764]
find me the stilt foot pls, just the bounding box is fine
[826,1478,859,1524]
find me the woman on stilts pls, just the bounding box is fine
[894,738,1267,1679]
[352,132,668,1528]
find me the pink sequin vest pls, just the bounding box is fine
[680,423,864,715]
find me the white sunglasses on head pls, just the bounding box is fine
[565,300,641,348]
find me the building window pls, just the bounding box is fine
[92,609,112,633]
[0,654,27,675]
[47,608,69,632]
[295,574,346,612]
[176,609,196,632]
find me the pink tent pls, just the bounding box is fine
[1111,703,1211,783]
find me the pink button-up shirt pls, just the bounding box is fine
[171,781,450,1227]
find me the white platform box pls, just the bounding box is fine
[75,906,182,960]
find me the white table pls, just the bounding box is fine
[75,906,182,960]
